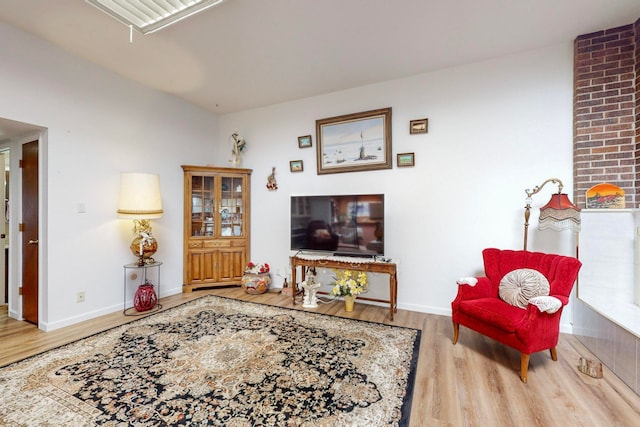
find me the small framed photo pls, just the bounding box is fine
[397,152,415,167]
[290,160,304,172]
[298,135,312,148]
[409,118,428,134]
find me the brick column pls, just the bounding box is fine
[635,19,640,204]
[574,22,637,208]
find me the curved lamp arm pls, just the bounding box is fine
[523,178,564,250]
[525,178,564,199]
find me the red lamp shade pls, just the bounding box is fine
[539,193,581,232]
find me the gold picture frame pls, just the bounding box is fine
[397,152,415,167]
[316,107,392,175]
[409,118,428,134]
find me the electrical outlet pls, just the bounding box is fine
[76,291,85,303]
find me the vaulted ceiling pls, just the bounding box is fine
[1,0,640,137]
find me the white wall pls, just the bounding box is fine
[0,23,220,330]
[219,43,579,329]
[0,21,580,331]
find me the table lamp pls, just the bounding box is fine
[117,172,163,265]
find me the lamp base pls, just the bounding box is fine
[130,234,158,262]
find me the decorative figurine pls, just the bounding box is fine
[301,268,321,308]
[266,166,278,190]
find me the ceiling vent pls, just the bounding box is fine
[86,0,225,34]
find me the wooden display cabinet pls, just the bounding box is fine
[182,165,252,292]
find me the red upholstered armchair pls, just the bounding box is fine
[451,248,582,383]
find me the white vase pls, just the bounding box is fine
[231,155,242,167]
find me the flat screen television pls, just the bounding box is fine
[291,194,384,256]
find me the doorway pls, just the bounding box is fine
[0,149,10,305]
[21,140,38,324]
[0,118,45,328]
[0,151,7,306]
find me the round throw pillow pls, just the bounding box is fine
[499,268,550,309]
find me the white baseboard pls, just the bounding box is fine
[397,302,451,317]
[40,286,183,332]
[41,303,122,331]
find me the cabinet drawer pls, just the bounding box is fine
[204,240,231,248]
[188,241,204,249]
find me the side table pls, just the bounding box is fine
[123,261,163,316]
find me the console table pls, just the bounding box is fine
[290,255,398,320]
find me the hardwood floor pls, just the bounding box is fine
[2,288,639,426]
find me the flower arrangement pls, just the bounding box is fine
[330,270,368,297]
[244,262,270,275]
[230,131,246,158]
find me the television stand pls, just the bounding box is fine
[290,254,398,320]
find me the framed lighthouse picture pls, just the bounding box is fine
[315,107,392,175]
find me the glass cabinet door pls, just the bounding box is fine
[190,175,215,237]
[220,176,244,237]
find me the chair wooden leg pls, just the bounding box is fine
[550,347,557,361]
[452,321,459,344]
[520,353,530,383]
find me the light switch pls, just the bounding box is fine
[77,203,86,213]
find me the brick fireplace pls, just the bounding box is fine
[573,18,640,396]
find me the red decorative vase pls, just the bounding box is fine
[134,282,157,312]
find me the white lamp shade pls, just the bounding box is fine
[117,172,163,219]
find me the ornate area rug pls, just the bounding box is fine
[0,295,420,426]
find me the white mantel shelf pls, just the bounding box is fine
[578,209,640,338]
